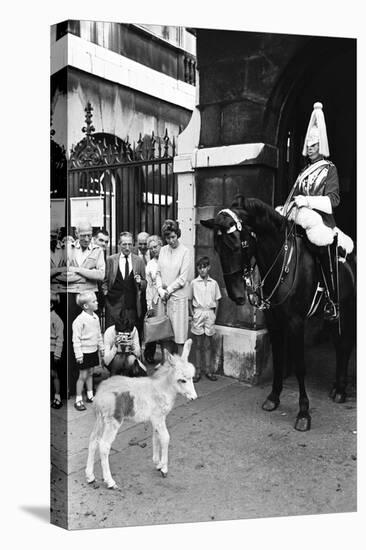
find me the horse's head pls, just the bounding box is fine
[201,196,257,305]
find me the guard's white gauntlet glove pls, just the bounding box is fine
[294,195,332,214]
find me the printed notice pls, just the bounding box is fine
[70,196,104,227]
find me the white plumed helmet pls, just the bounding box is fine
[302,101,330,158]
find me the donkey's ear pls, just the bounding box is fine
[200,219,215,229]
[181,338,192,361]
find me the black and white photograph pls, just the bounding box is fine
[3,1,364,547]
[49,16,358,530]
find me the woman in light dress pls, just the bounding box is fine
[156,220,191,356]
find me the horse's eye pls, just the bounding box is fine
[178,379,187,384]
[227,225,237,234]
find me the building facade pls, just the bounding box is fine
[51,23,356,384]
[175,29,356,382]
[51,21,196,251]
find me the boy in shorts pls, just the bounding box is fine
[189,256,222,382]
[72,291,105,411]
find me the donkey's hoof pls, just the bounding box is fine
[333,392,346,404]
[108,483,119,490]
[85,470,95,484]
[160,470,168,478]
[88,480,100,489]
[262,398,279,412]
[294,415,311,431]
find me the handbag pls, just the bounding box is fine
[144,313,174,344]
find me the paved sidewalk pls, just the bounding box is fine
[51,341,356,530]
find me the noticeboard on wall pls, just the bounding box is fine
[70,196,104,228]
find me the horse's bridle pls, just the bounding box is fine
[217,208,297,310]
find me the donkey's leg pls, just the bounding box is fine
[289,319,311,431]
[85,413,103,483]
[99,418,121,489]
[262,323,284,411]
[152,417,170,477]
[152,426,161,465]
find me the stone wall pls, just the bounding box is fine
[197,29,308,147]
[191,30,308,382]
[195,163,275,330]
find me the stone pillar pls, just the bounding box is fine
[193,143,277,383]
[174,76,276,384]
[174,80,201,282]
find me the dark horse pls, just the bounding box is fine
[201,196,356,431]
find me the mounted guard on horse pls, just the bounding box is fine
[201,102,355,430]
[276,102,353,323]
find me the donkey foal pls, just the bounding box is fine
[85,339,197,489]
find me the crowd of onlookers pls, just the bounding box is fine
[50,220,222,411]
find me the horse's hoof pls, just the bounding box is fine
[334,392,346,404]
[160,471,168,478]
[294,416,311,431]
[262,398,280,412]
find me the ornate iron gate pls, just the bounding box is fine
[67,102,177,253]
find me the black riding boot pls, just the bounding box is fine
[319,237,339,322]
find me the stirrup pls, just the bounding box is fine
[324,301,339,321]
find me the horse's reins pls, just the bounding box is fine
[219,208,298,310]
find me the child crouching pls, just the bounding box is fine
[72,291,104,411]
[103,311,147,377]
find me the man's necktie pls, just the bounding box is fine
[124,256,129,279]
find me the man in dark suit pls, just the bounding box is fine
[102,231,146,330]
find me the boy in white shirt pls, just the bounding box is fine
[72,291,104,411]
[189,256,222,382]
